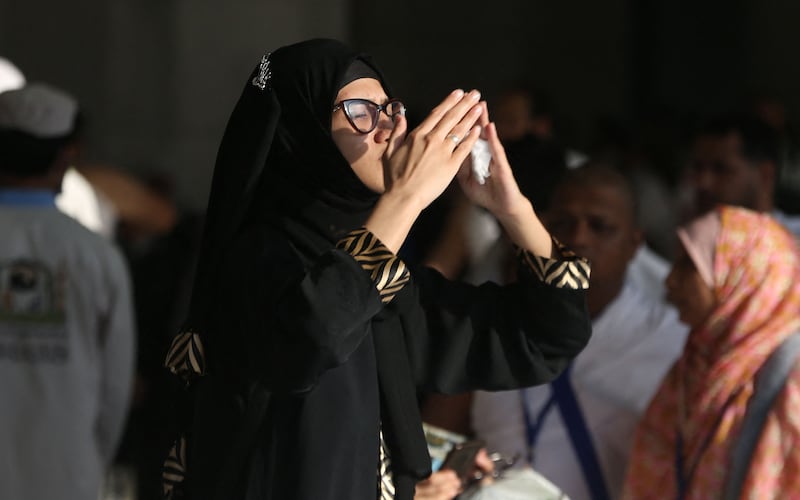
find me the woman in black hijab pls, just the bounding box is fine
[163,39,591,500]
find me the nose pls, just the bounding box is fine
[691,165,715,190]
[564,220,592,255]
[373,114,395,143]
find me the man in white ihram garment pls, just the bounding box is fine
[470,164,687,500]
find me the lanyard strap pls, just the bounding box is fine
[0,189,56,206]
[521,365,611,500]
[520,386,556,464]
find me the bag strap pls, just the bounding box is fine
[550,364,611,500]
[723,333,800,500]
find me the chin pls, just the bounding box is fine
[683,313,704,330]
[366,180,385,194]
[673,307,690,327]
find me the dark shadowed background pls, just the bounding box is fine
[2,0,799,210]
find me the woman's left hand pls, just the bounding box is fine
[456,103,554,258]
[456,103,530,219]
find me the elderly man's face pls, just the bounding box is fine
[545,183,641,290]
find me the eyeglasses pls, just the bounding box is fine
[333,98,406,134]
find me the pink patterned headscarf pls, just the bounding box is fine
[676,210,721,288]
[623,205,800,499]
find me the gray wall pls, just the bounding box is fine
[3,0,800,208]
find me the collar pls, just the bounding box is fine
[0,189,57,206]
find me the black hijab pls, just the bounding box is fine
[183,38,432,492]
[185,38,385,334]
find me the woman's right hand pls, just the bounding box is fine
[382,89,484,212]
[414,470,463,500]
[364,89,485,253]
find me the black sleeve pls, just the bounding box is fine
[213,226,406,393]
[405,243,592,394]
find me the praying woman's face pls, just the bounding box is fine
[331,77,394,193]
[665,244,717,328]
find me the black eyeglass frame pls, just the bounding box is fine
[332,98,406,134]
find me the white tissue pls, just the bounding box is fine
[471,138,492,185]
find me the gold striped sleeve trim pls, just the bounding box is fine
[379,429,396,499]
[162,434,187,499]
[517,238,590,290]
[164,330,207,382]
[337,228,410,304]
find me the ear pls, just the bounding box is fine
[757,160,777,194]
[626,227,645,261]
[529,116,553,140]
[59,142,81,166]
[48,144,79,192]
[47,161,70,193]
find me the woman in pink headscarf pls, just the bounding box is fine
[623,205,800,499]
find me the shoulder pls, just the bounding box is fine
[772,210,800,240]
[771,352,800,412]
[220,223,306,283]
[599,282,687,348]
[31,209,128,269]
[626,245,670,299]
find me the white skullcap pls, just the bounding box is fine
[0,57,26,93]
[0,83,78,138]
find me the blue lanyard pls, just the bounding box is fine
[520,386,556,464]
[521,364,611,500]
[0,189,56,206]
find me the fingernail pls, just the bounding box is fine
[470,89,481,100]
[453,89,465,98]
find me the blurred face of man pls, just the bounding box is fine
[545,182,642,315]
[493,92,534,143]
[688,132,764,214]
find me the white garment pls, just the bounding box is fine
[0,201,135,500]
[465,206,502,269]
[626,244,671,301]
[461,467,569,500]
[471,280,687,500]
[772,209,800,241]
[56,167,118,239]
[0,57,25,93]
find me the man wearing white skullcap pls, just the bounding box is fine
[0,83,136,500]
[0,66,118,238]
